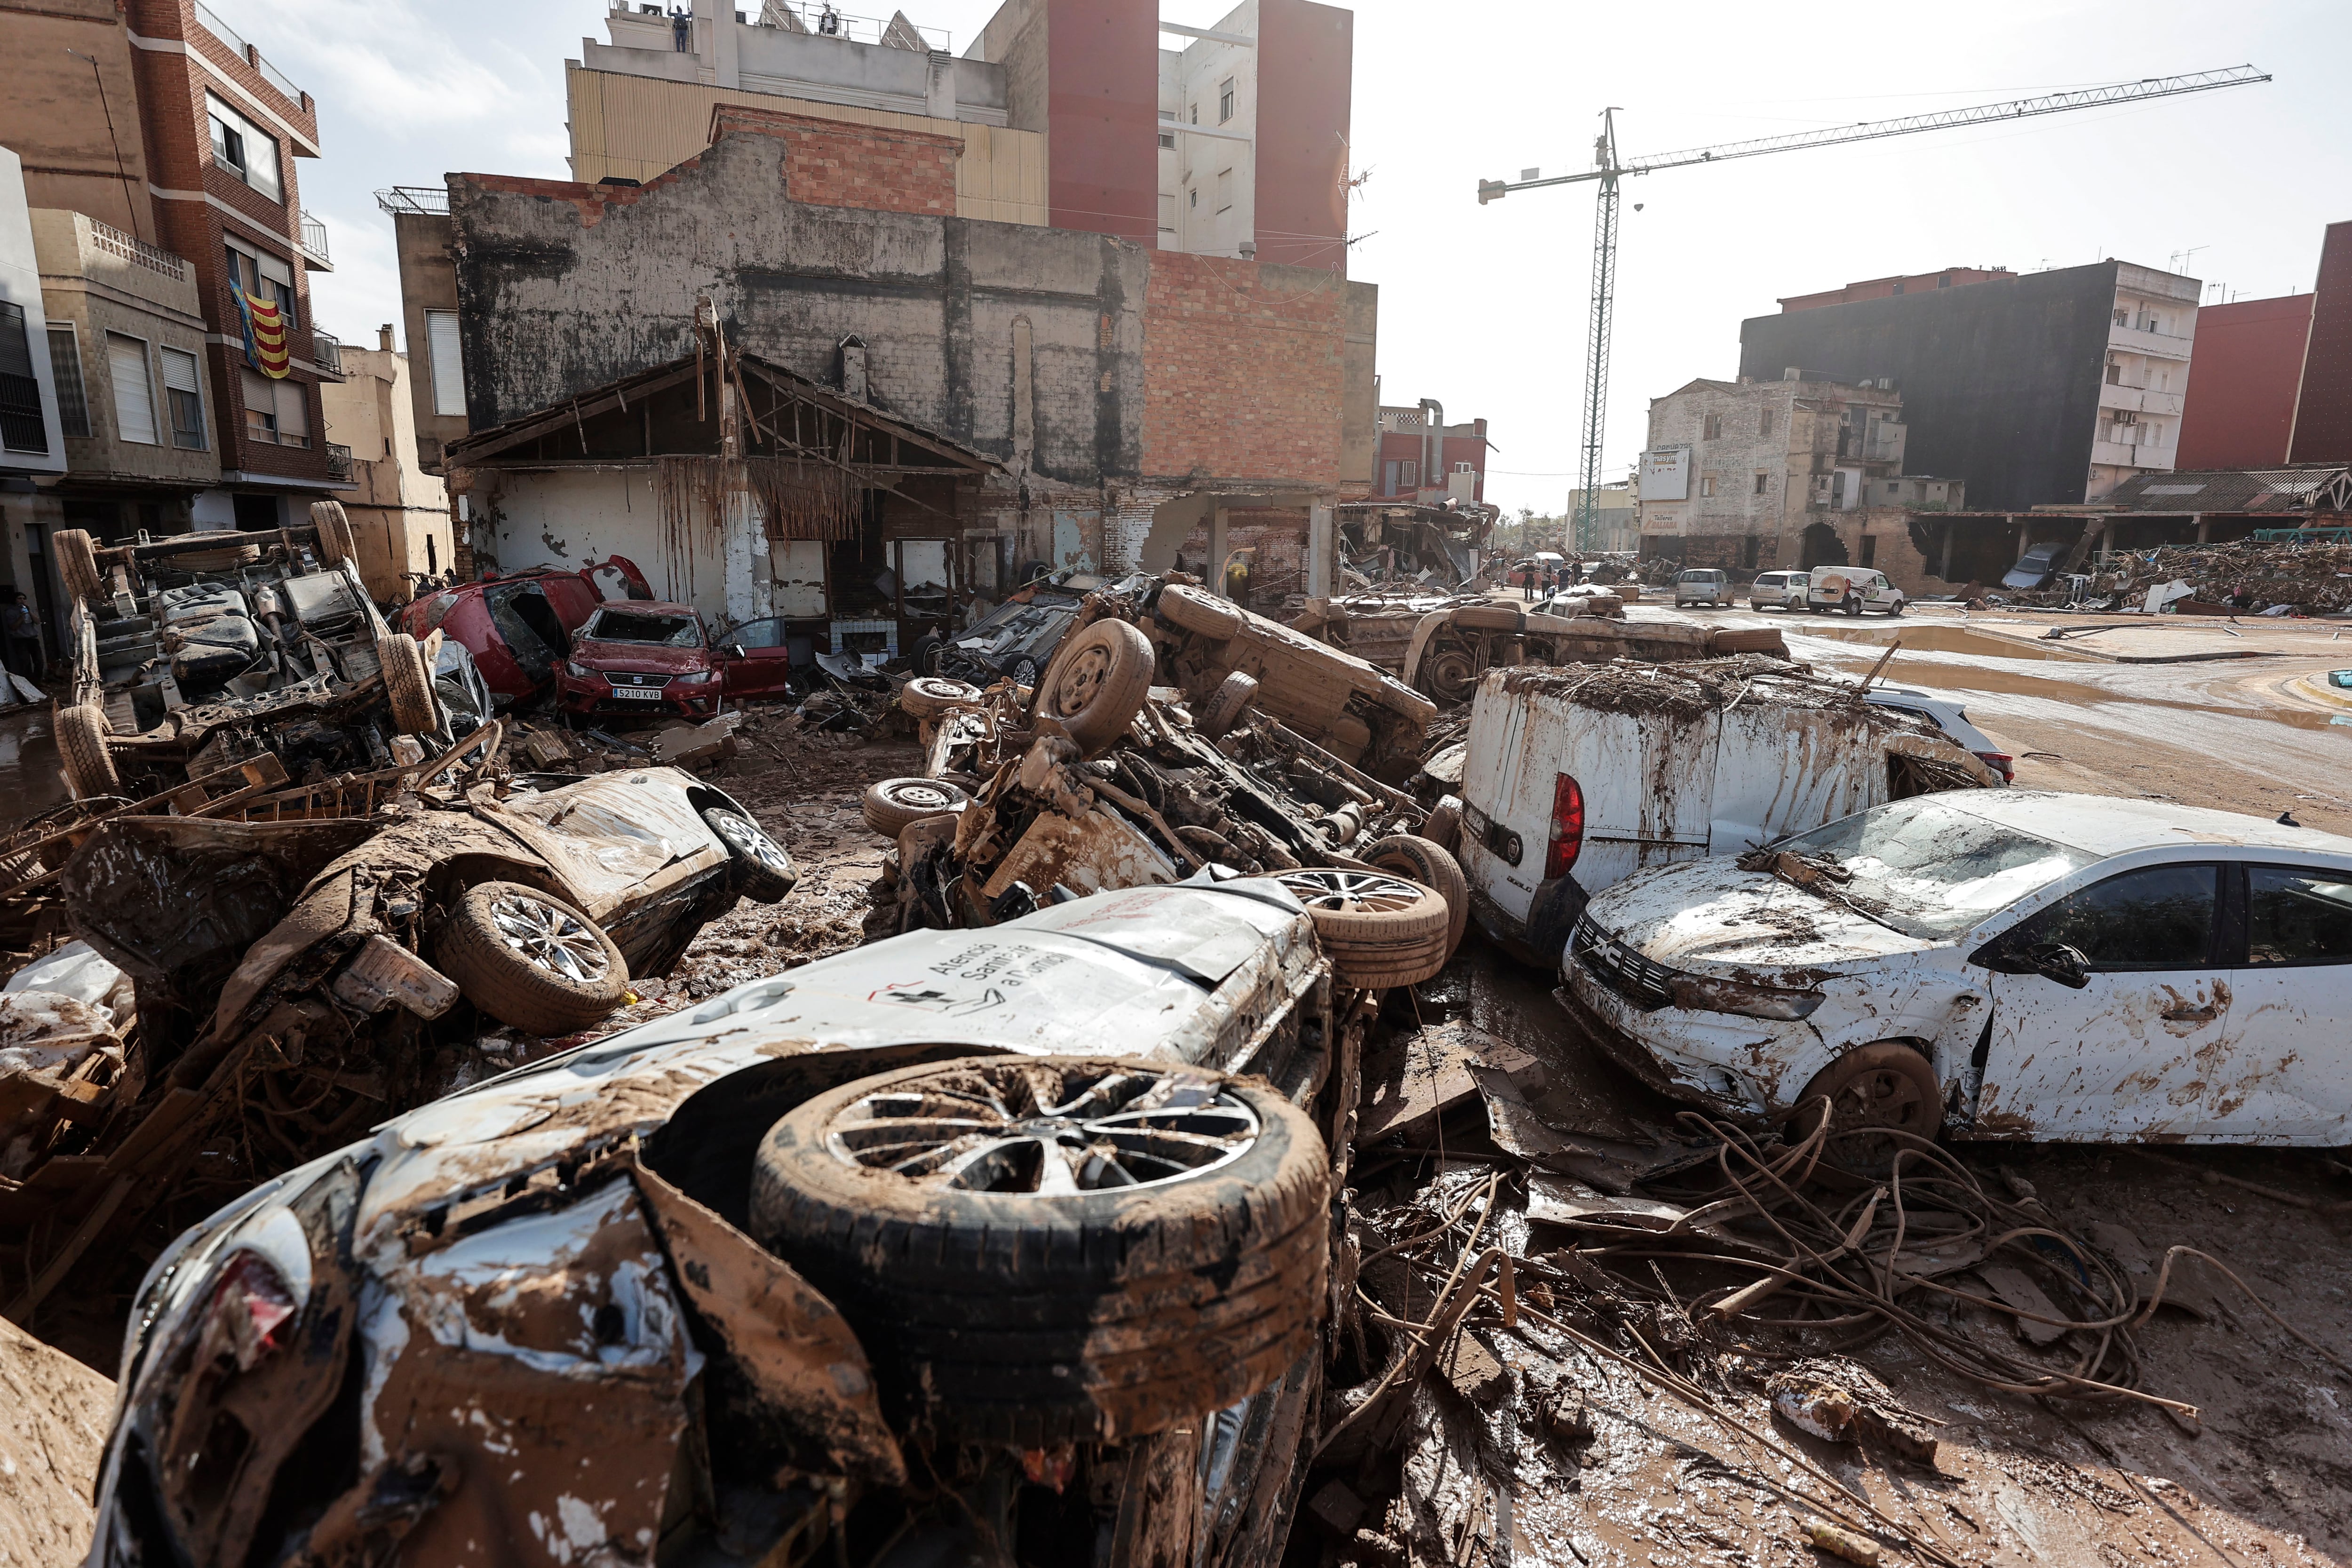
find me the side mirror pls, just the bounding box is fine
[2027,942,2090,990]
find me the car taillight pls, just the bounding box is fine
[1976,751,2015,783]
[1544,773,1585,879]
[203,1252,298,1372]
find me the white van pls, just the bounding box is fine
[1453,664,1997,962]
[1805,566,1906,615]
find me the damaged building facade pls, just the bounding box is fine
[392,97,1375,650]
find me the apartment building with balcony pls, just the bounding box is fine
[2,0,350,541]
[1634,374,1962,573]
[1374,402,1488,505]
[1738,259,2202,509]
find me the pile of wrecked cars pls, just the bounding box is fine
[49,503,470,801]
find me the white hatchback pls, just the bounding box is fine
[1560,792,2352,1154]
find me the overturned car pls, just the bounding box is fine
[51,504,453,799]
[87,873,1357,1568]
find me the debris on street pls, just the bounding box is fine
[2109,537,2352,615]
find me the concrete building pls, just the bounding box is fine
[2,151,72,665]
[1564,481,1635,553]
[564,0,1351,269]
[0,0,353,536]
[389,111,1375,646]
[1634,374,1961,574]
[1739,260,2201,508]
[318,326,452,603]
[1374,402,1488,506]
[1778,267,2016,313]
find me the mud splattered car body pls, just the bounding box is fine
[88,875,1343,1568]
[1560,791,2352,1144]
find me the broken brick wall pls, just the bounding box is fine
[1140,252,1346,487]
[708,104,961,216]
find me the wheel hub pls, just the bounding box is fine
[490,894,611,983]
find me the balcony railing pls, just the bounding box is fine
[311,330,341,375]
[85,216,187,281]
[627,0,952,51]
[193,2,308,108]
[374,186,450,217]
[298,210,330,266]
[326,442,353,482]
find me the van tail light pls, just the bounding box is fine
[1544,774,1585,879]
[1976,751,2015,783]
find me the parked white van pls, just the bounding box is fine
[1453,662,1997,961]
[1806,566,1906,616]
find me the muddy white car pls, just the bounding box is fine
[86,874,1352,1568]
[1559,791,2352,1165]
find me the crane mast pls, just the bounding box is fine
[1478,65,2272,556]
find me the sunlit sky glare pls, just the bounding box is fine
[243,0,2347,517]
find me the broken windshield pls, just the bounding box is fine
[1772,798,2093,939]
[584,607,703,647]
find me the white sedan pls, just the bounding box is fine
[1558,792,2352,1160]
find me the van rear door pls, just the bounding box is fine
[1457,677,1720,935]
[1710,704,1892,854]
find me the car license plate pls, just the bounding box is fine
[612,686,663,700]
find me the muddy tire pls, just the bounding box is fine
[900,675,984,720]
[1275,868,1450,989]
[310,501,357,569]
[703,807,797,902]
[1794,1042,1943,1184]
[1364,835,1469,961]
[379,632,439,736]
[1422,647,1478,705]
[1197,669,1258,740]
[749,1055,1329,1444]
[1887,597,1906,617]
[56,705,121,800]
[436,880,628,1036]
[1038,618,1154,756]
[1157,583,1244,640]
[56,530,104,605]
[1422,794,1463,854]
[863,776,968,838]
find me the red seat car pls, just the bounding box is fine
[554,601,802,718]
[399,557,652,703]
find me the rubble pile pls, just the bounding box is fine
[2113,537,2352,613]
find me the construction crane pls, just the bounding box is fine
[1477,65,2272,551]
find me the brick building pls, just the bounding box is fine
[389,110,1375,642]
[1634,374,1960,575]
[2173,219,2352,470]
[0,0,352,552]
[1373,401,1488,504]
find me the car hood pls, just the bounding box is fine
[572,637,710,674]
[1586,857,1943,980]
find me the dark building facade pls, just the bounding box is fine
[2289,220,2352,465]
[1739,260,2198,512]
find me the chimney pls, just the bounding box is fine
[378,323,395,352]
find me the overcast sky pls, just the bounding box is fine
[246,0,2348,517]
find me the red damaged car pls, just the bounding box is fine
[555,600,800,718]
[399,557,652,702]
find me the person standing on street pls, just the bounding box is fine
[0,590,43,685]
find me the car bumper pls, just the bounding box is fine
[555,674,720,718]
[1556,957,1804,1125]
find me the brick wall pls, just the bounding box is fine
[1140,252,1343,483]
[710,105,961,216]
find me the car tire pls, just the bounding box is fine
[1843,594,1862,617]
[1157,583,1244,640]
[703,807,797,902]
[1197,669,1258,739]
[863,776,969,838]
[310,501,358,569]
[1793,1042,1943,1184]
[1275,868,1451,989]
[900,675,985,720]
[436,880,630,1036]
[379,632,440,736]
[1422,794,1464,854]
[1887,597,1907,617]
[1363,835,1469,960]
[56,529,104,605]
[1038,618,1154,756]
[56,704,121,800]
[749,1055,1329,1445]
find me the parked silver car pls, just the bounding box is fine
[1748,569,1809,610]
[1673,567,1732,607]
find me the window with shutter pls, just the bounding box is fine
[0,304,50,454]
[243,367,278,443]
[160,347,206,449]
[426,310,466,417]
[108,333,157,446]
[46,326,90,438]
[273,379,309,447]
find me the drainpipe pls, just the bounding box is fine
[1418,398,1442,499]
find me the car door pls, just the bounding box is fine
[1971,861,2231,1140]
[2208,862,2352,1139]
[718,617,795,698]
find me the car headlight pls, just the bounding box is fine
[564,660,590,678]
[674,669,716,686]
[1668,973,1825,1020]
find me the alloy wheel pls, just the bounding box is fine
[490,892,614,983]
